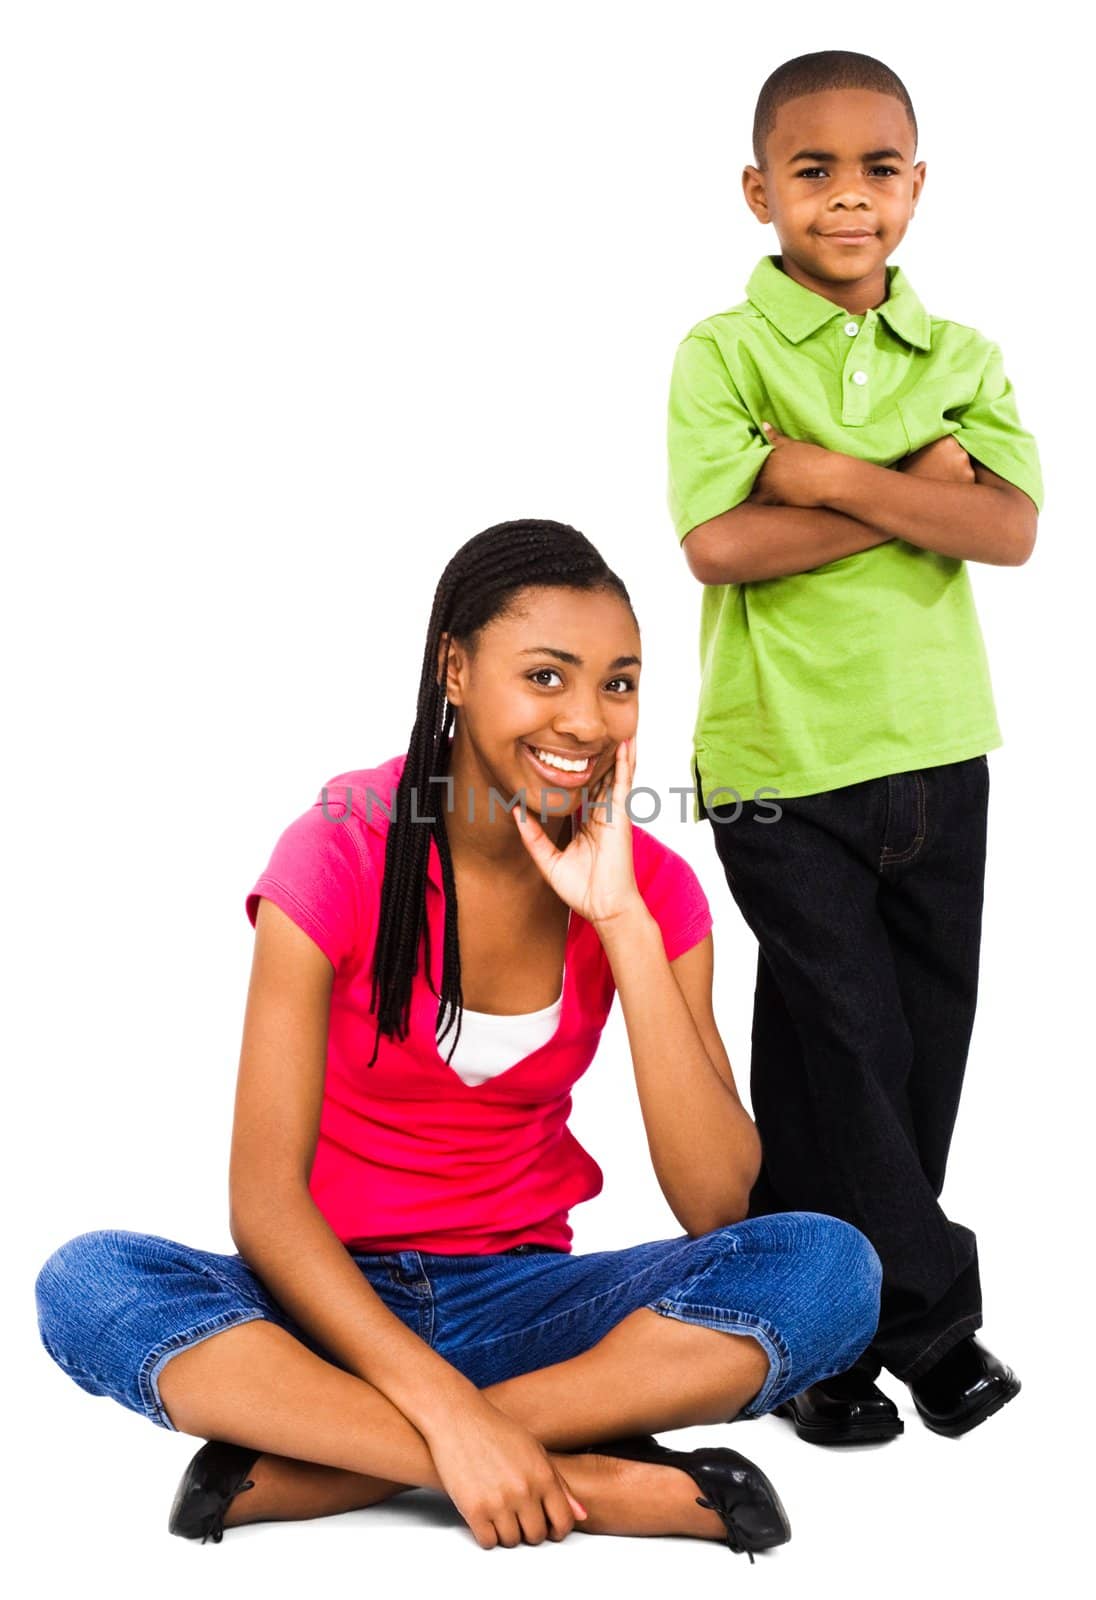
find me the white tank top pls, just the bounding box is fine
[437,909,571,1087]
[438,988,564,1087]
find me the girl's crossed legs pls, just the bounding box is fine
[35,1211,879,1539]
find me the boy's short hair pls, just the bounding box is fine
[753,50,918,170]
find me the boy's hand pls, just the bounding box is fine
[895,435,976,484]
[749,421,846,507]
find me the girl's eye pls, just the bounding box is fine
[527,669,636,692]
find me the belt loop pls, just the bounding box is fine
[391,1249,431,1293]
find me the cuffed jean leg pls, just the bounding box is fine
[34,1230,290,1430]
[644,1213,882,1417]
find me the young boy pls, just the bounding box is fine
[667,50,1044,1442]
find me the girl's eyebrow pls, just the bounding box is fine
[518,646,641,670]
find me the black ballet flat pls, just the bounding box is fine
[583,1432,791,1560]
[168,1440,261,1543]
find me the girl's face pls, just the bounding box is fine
[441,585,641,820]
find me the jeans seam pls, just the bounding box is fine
[879,773,894,866]
[420,1287,436,1346]
[446,1258,693,1356]
[138,1308,270,1430]
[880,772,926,865]
[386,1255,436,1344]
[647,1298,790,1417]
[896,1313,983,1381]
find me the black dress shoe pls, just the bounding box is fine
[168,1440,261,1543]
[581,1432,790,1560]
[774,1368,904,1446]
[909,1335,1020,1437]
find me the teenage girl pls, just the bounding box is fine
[35,520,880,1558]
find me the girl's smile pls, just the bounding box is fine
[520,742,603,788]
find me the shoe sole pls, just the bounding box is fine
[915,1375,1021,1438]
[774,1401,904,1446]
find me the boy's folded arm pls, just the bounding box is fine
[823,339,1042,565]
[682,499,891,585]
[668,337,898,586]
[823,454,1038,566]
[670,333,1042,578]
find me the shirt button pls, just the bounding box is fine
[851,370,868,385]
[844,320,859,336]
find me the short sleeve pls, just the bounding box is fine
[245,802,370,975]
[635,834,714,963]
[667,333,774,541]
[950,341,1044,512]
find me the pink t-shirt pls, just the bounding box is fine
[245,753,714,1254]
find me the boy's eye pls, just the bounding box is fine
[796,165,899,179]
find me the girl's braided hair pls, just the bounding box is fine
[366,518,633,1068]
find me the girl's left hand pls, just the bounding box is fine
[510,736,644,930]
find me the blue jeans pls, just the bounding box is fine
[35,1214,880,1430]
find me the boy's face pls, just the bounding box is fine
[743,88,925,298]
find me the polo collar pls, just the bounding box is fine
[745,253,932,351]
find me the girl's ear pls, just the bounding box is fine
[437,632,464,705]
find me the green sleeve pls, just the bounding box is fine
[667,333,774,542]
[951,341,1045,512]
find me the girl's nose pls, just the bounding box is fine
[553,696,607,743]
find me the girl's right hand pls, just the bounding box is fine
[423,1396,588,1549]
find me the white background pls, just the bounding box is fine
[4,2,1089,1595]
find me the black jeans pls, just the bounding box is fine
[700,755,990,1381]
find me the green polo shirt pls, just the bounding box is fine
[668,254,1045,808]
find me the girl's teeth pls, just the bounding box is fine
[534,747,590,772]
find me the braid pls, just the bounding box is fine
[366,519,632,1069]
